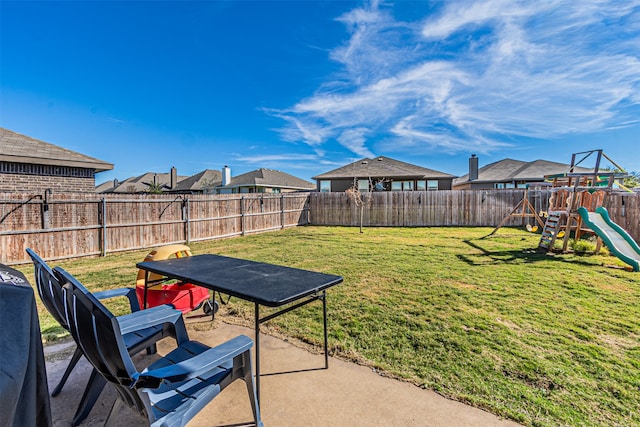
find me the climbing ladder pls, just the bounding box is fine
[538,212,563,250]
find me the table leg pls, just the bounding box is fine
[254,303,261,403]
[211,291,215,321]
[322,290,328,369]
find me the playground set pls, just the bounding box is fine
[492,150,640,271]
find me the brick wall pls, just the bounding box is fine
[0,172,96,193]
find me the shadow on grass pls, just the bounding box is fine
[458,239,598,268]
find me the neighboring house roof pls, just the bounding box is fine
[453,158,593,186]
[220,168,315,190]
[95,180,117,193]
[170,169,222,193]
[107,172,188,193]
[0,127,113,172]
[312,157,456,180]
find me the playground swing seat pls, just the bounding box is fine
[135,244,218,315]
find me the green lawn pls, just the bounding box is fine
[17,226,640,426]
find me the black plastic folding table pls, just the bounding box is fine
[137,253,343,401]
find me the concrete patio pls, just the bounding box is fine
[44,317,522,427]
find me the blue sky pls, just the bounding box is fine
[2,0,639,185]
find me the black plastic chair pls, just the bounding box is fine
[56,266,263,427]
[26,248,187,426]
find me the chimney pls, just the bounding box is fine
[170,166,177,189]
[222,165,231,186]
[469,154,478,181]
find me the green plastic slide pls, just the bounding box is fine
[577,206,640,272]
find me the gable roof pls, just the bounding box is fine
[107,172,188,193]
[221,168,314,190]
[170,169,222,193]
[0,127,113,172]
[95,180,118,193]
[453,158,593,185]
[312,157,456,180]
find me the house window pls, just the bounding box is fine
[358,179,369,192]
[391,181,413,191]
[517,183,528,188]
[505,183,515,189]
[427,180,438,191]
[494,183,505,189]
[416,180,426,191]
[320,180,331,192]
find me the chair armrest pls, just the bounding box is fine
[93,287,141,312]
[135,335,253,389]
[117,304,183,335]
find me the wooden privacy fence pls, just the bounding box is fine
[2,189,638,264]
[310,190,551,227]
[309,189,640,241]
[0,193,310,264]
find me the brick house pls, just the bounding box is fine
[0,128,113,193]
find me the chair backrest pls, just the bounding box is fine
[54,267,149,414]
[26,248,69,329]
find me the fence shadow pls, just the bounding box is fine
[458,239,598,268]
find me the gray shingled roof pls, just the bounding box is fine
[221,168,314,190]
[0,127,113,172]
[107,172,188,193]
[170,169,222,192]
[95,180,118,193]
[312,157,456,180]
[453,158,593,185]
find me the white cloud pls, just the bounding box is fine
[337,127,374,157]
[421,0,545,40]
[232,152,342,173]
[269,0,640,160]
[235,153,321,163]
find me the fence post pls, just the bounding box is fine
[281,194,285,229]
[100,198,107,256]
[184,197,190,244]
[241,196,245,236]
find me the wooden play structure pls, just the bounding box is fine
[538,150,630,252]
[538,188,607,251]
[488,188,545,236]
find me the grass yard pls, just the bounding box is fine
[17,226,640,426]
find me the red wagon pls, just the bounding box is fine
[135,244,216,314]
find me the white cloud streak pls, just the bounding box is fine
[233,152,342,172]
[235,153,321,163]
[270,0,640,159]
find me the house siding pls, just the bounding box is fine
[0,171,96,193]
[318,178,452,192]
[453,180,543,190]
